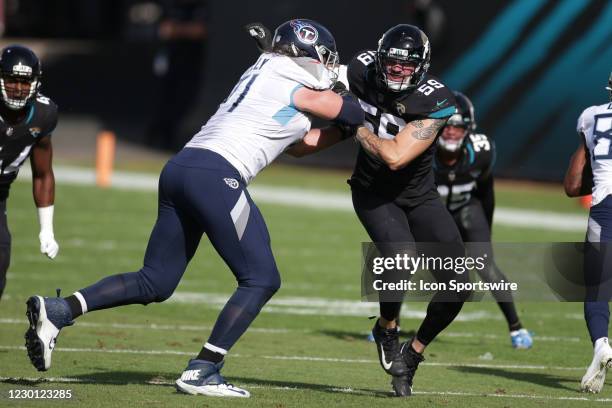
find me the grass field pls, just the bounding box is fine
[0,163,608,407]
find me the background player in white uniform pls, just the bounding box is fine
[564,71,612,393]
[24,19,364,398]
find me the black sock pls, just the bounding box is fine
[196,347,224,364]
[497,302,521,331]
[64,295,83,319]
[380,302,402,322]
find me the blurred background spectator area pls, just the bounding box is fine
[1,0,610,180]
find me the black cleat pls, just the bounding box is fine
[391,340,425,397]
[371,320,408,376]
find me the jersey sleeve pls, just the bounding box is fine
[274,56,334,90]
[346,50,376,100]
[34,95,58,138]
[397,74,456,121]
[576,106,594,134]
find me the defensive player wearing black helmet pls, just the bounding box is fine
[0,45,59,301]
[435,91,533,350]
[344,24,468,396]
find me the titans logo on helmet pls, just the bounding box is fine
[290,20,318,45]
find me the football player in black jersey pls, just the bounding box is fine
[434,91,533,349]
[0,45,59,301]
[346,25,470,396]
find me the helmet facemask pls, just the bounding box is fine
[0,75,39,110]
[314,44,339,85]
[377,41,430,92]
[437,114,468,153]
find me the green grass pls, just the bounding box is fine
[0,169,606,407]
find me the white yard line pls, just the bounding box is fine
[18,166,587,232]
[0,345,587,372]
[0,317,583,343]
[167,291,499,321]
[1,374,609,403]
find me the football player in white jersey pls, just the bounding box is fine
[564,71,612,393]
[24,19,364,398]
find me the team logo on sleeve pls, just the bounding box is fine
[29,127,42,138]
[290,20,318,45]
[396,102,406,115]
[224,178,239,189]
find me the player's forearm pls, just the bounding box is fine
[355,125,391,160]
[32,173,55,207]
[356,121,440,171]
[563,145,591,197]
[286,127,344,158]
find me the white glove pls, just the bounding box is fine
[37,205,59,259]
[39,230,59,259]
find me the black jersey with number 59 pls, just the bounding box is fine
[347,50,456,206]
[0,94,58,199]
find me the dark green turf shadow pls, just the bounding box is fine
[450,366,576,392]
[317,329,417,342]
[0,372,394,398]
[231,376,392,398]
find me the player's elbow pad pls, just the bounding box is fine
[334,95,364,127]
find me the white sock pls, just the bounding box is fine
[594,337,609,352]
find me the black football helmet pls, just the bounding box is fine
[438,91,476,152]
[272,19,339,85]
[0,45,42,110]
[376,24,430,92]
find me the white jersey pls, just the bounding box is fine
[186,53,333,183]
[577,101,612,206]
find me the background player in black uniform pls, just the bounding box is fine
[346,25,470,396]
[434,91,533,349]
[0,45,59,301]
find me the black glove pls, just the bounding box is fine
[331,80,350,97]
[244,22,273,53]
[333,123,358,140]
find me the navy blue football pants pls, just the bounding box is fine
[79,148,280,351]
[584,195,612,344]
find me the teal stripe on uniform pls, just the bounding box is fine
[442,0,546,90]
[429,106,455,119]
[25,104,35,124]
[475,0,590,116]
[289,84,303,108]
[272,105,299,126]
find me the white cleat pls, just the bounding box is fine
[581,340,612,393]
[175,359,250,398]
[24,295,73,371]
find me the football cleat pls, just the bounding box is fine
[510,328,533,349]
[24,295,73,371]
[175,359,250,398]
[391,341,425,397]
[581,339,612,393]
[371,320,408,376]
[367,324,400,342]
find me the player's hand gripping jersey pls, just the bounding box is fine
[346,50,456,206]
[578,101,612,206]
[186,53,334,184]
